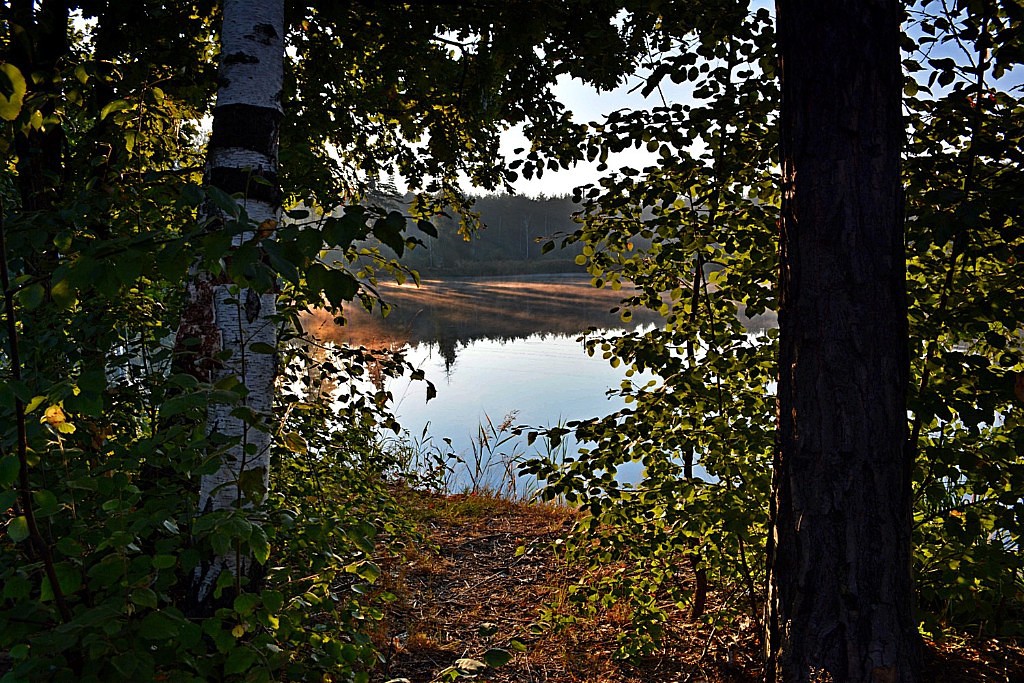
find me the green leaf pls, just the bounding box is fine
[7,515,28,542]
[139,610,181,640]
[282,431,307,454]
[55,536,83,557]
[234,593,261,616]
[50,278,77,309]
[65,390,103,417]
[322,269,359,307]
[160,392,206,418]
[249,526,271,565]
[111,653,138,678]
[482,648,513,668]
[323,212,368,248]
[434,667,460,682]
[262,239,301,285]
[0,381,13,410]
[3,574,30,600]
[32,489,59,517]
[416,219,438,238]
[347,560,381,583]
[373,211,407,257]
[181,183,205,206]
[41,563,82,600]
[100,99,132,119]
[131,587,158,609]
[0,455,19,486]
[261,590,284,613]
[17,284,45,310]
[249,341,277,354]
[152,554,177,569]
[238,467,267,503]
[0,63,27,121]
[224,646,257,675]
[207,186,241,217]
[77,369,107,393]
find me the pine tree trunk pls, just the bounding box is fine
[179,0,284,609]
[767,2,920,681]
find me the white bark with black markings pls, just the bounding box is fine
[185,0,284,606]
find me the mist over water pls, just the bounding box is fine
[304,274,775,493]
[302,274,663,363]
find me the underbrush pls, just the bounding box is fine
[0,338,426,682]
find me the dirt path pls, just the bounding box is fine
[376,493,1023,683]
[376,494,759,683]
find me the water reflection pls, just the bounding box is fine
[300,275,664,369]
[300,275,776,493]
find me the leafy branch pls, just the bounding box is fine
[0,198,72,624]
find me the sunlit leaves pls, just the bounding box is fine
[6,517,29,543]
[0,63,27,121]
[524,7,779,655]
[901,0,1024,631]
[99,99,132,120]
[282,431,307,455]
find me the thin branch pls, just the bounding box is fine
[0,198,73,624]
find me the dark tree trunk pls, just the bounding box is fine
[767,2,920,682]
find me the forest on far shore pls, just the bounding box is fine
[399,193,589,276]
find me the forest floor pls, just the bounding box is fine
[373,490,1024,683]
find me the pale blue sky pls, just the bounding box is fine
[501,72,694,198]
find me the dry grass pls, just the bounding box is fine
[373,490,1023,683]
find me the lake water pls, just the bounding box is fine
[302,274,775,493]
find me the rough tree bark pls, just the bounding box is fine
[767,1,920,682]
[177,0,284,610]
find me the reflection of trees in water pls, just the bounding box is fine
[302,276,663,368]
[435,336,459,371]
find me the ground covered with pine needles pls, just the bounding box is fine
[373,491,1024,683]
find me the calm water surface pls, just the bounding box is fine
[304,274,775,491]
[390,331,640,450]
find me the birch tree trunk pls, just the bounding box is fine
[177,0,284,609]
[767,1,920,681]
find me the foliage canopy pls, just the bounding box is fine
[527,0,1024,660]
[1,0,1023,680]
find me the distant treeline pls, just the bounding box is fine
[403,193,587,277]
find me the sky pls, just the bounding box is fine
[496,0,777,198]
[496,0,1024,199]
[499,72,693,198]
